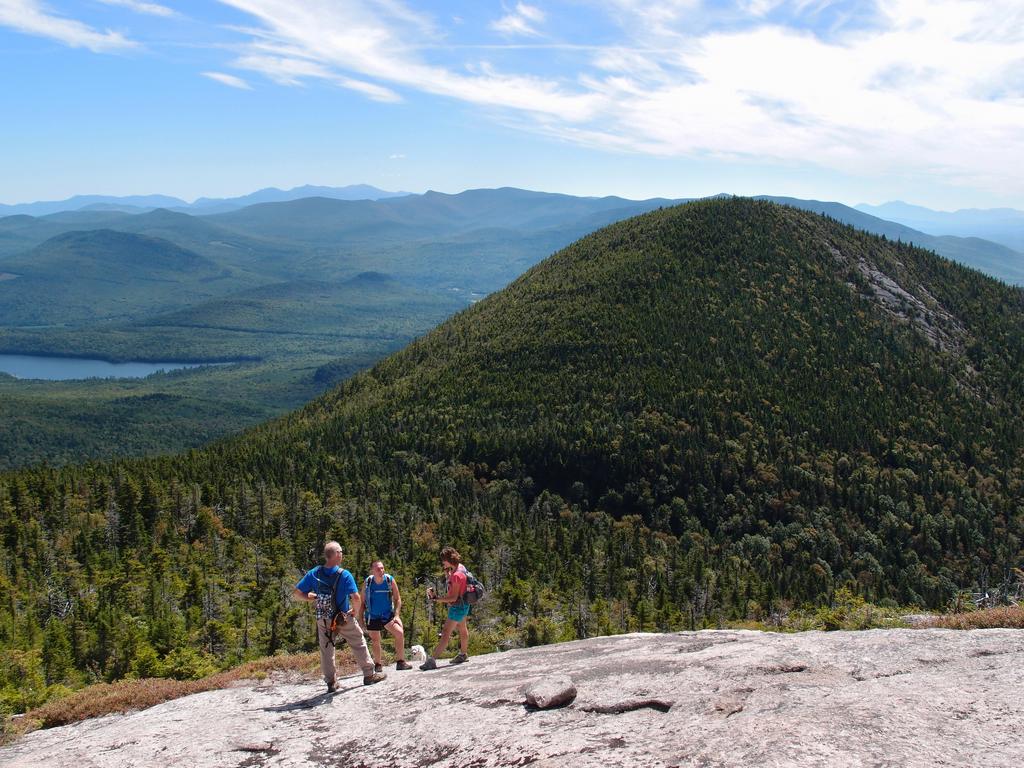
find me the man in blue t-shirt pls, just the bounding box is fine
[359,559,412,672]
[293,541,386,690]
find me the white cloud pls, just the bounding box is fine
[232,51,401,100]
[491,3,546,37]
[212,0,1024,196]
[202,71,252,89]
[0,0,136,52]
[98,0,177,18]
[389,153,406,159]
[335,75,402,102]
[218,1,596,118]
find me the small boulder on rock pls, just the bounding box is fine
[525,676,577,709]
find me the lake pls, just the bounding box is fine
[0,354,225,381]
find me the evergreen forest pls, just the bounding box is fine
[2,199,1021,713]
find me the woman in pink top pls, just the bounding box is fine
[420,546,471,670]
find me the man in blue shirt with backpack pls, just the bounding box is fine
[293,541,387,691]
[359,559,412,672]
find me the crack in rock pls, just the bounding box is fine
[851,669,911,682]
[580,698,674,714]
[759,664,809,675]
[676,638,737,654]
[232,742,277,753]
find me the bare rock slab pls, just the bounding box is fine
[3,628,1024,767]
[525,675,577,709]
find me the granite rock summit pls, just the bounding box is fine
[3,628,1022,767]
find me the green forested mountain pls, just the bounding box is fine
[1,198,1021,711]
[758,196,1024,285]
[0,230,257,326]
[0,190,679,468]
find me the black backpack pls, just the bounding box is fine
[463,570,485,605]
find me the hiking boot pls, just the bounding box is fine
[396,660,412,671]
[451,652,469,665]
[326,681,338,693]
[374,663,383,674]
[419,656,437,671]
[363,671,387,686]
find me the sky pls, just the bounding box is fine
[1,0,1023,210]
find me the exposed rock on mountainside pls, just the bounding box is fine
[3,629,1022,767]
[826,241,969,353]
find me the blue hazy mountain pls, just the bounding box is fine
[2,188,1020,287]
[203,187,678,244]
[184,184,410,213]
[0,194,188,217]
[0,184,408,218]
[855,201,1024,253]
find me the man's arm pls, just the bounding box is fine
[292,588,315,603]
[348,591,362,618]
[390,578,402,616]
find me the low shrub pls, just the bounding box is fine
[917,605,1024,630]
[2,651,326,745]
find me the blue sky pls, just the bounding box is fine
[1,0,1023,209]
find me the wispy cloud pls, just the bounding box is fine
[202,71,251,89]
[232,51,401,101]
[490,2,546,37]
[0,0,136,52]
[98,0,177,18]
[217,1,594,117]
[210,0,1024,196]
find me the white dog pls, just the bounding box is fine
[408,644,427,662]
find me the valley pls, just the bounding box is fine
[1,199,1020,717]
[2,188,1022,470]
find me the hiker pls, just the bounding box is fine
[359,559,412,671]
[292,541,387,690]
[420,546,471,670]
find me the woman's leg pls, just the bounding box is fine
[432,619,458,659]
[457,618,469,655]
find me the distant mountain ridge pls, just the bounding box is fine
[201,187,681,244]
[0,194,188,217]
[856,200,1024,252]
[0,184,408,217]
[3,187,1021,285]
[182,184,410,213]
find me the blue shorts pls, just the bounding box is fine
[447,603,471,622]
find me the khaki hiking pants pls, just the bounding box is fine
[318,616,375,684]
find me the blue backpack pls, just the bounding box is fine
[364,574,394,619]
